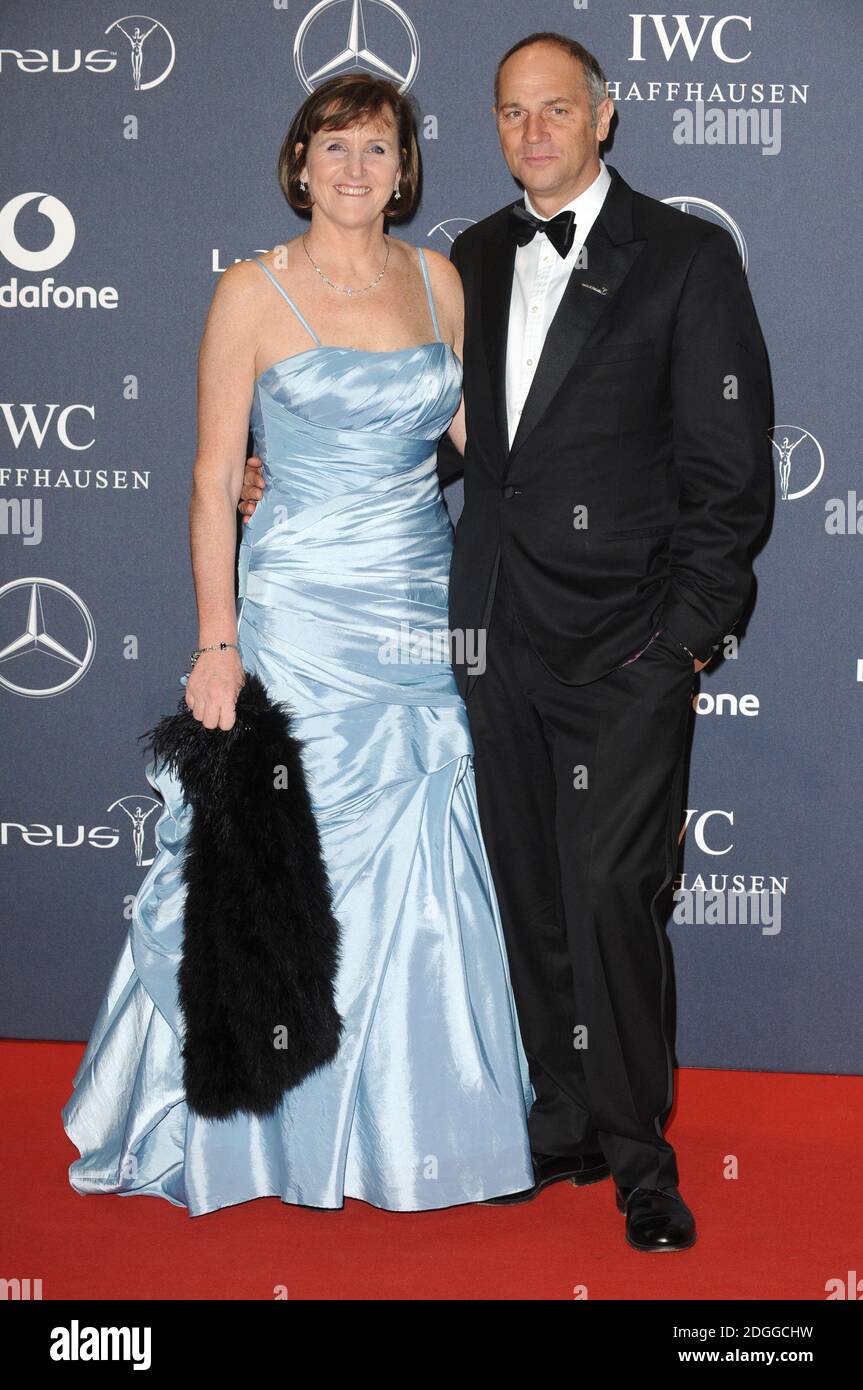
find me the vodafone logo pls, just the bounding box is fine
[0,193,75,272]
[0,194,118,310]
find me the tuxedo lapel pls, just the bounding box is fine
[504,167,647,471]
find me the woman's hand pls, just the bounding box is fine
[184,647,245,730]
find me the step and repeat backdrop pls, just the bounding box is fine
[1,1,860,1072]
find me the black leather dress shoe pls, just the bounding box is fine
[615,1184,697,1251]
[482,1151,609,1205]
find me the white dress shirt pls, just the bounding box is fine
[505,160,612,446]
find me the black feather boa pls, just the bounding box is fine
[139,670,343,1120]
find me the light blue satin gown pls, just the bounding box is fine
[62,246,535,1215]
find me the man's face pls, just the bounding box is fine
[494,42,614,214]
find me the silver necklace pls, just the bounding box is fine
[302,233,389,297]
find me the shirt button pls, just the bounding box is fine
[526,358,533,366]
[502,485,515,499]
[530,305,539,313]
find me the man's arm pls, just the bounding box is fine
[662,227,773,661]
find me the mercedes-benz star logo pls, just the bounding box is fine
[294,0,420,95]
[0,578,96,697]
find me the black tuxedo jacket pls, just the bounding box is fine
[439,163,773,694]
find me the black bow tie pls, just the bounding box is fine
[510,203,576,258]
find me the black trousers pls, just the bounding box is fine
[466,559,695,1190]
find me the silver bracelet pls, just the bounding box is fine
[190,641,239,667]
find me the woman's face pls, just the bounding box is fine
[298,111,401,228]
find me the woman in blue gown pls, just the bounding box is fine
[62,73,534,1216]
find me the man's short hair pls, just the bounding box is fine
[494,31,608,123]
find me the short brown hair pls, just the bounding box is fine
[278,74,421,220]
[494,32,608,122]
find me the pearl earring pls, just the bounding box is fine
[393,187,401,200]
[299,180,306,192]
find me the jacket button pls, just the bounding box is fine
[502,485,515,499]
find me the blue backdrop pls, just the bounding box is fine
[1,0,860,1074]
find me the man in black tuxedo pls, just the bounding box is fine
[434,32,771,1251]
[240,32,772,1251]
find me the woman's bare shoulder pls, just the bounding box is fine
[419,244,464,335]
[200,254,276,362]
[204,241,303,339]
[419,244,462,284]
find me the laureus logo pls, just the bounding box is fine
[294,0,420,95]
[426,218,475,250]
[105,795,163,866]
[769,426,824,502]
[104,16,175,91]
[0,14,174,90]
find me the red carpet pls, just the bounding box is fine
[2,1040,859,1301]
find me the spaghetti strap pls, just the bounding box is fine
[254,257,321,348]
[417,246,442,343]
